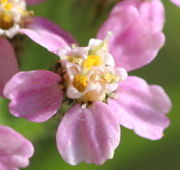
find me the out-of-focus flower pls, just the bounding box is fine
[0,0,76,96]
[97,0,165,71]
[170,0,180,6]
[4,35,171,165]
[0,37,18,97]
[0,125,34,170]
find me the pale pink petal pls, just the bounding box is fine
[19,17,76,54]
[0,126,34,169]
[4,70,63,122]
[26,0,47,6]
[108,76,171,140]
[0,155,29,169]
[56,102,120,165]
[170,0,180,6]
[111,0,165,31]
[97,0,165,71]
[0,163,7,170]
[0,37,18,97]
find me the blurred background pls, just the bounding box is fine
[0,0,180,169]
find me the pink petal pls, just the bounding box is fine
[97,0,165,71]
[56,102,120,165]
[0,126,34,169]
[4,70,63,122]
[26,0,47,6]
[0,163,7,170]
[108,76,171,140]
[19,17,76,54]
[0,37,18,97]
[170,0,180,6]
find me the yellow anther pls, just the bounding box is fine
[4,3,12,10]
[102,73,118,83]
[82,55,102,70]
[0,12,14,29]
[73,74,88,92]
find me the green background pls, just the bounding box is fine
[0,0,180,169]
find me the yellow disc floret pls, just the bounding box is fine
[0,12,14,29]
[73,74,88,92]
[102,73,119,83]
[0,0,12,11]
[82,55,102,70]
[4,3,12,10]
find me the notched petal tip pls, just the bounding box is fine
[97,0,165,71]
[108,76,171,140]
[4,70,63,122]
[0,126,34,169]
[56,102,120,165]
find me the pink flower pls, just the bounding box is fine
[170,0,180,6]
[97,0,165,71]
[4,36,171,165]
[0,0,76,96]
[0,125,34,169]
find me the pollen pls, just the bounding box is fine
[102,73,119,83]
[0,0,8,4]
[82,55,102,70]
[0,12,14,29]
[0,0,12,11]
[4,3,12,11]
[73,74,88,92]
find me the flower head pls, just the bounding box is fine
[59,33,127,103]
[0,125,34,169]
[4,35,171,165]
[0,0,31,38]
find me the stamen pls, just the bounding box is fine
[73,74,88,92]
[102,73,119,83]
[82,55,102,70]
[67,55,81,64]
[89,32,112,55]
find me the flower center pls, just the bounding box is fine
[59,34,128,103]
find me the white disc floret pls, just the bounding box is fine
[58,34,128,103]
